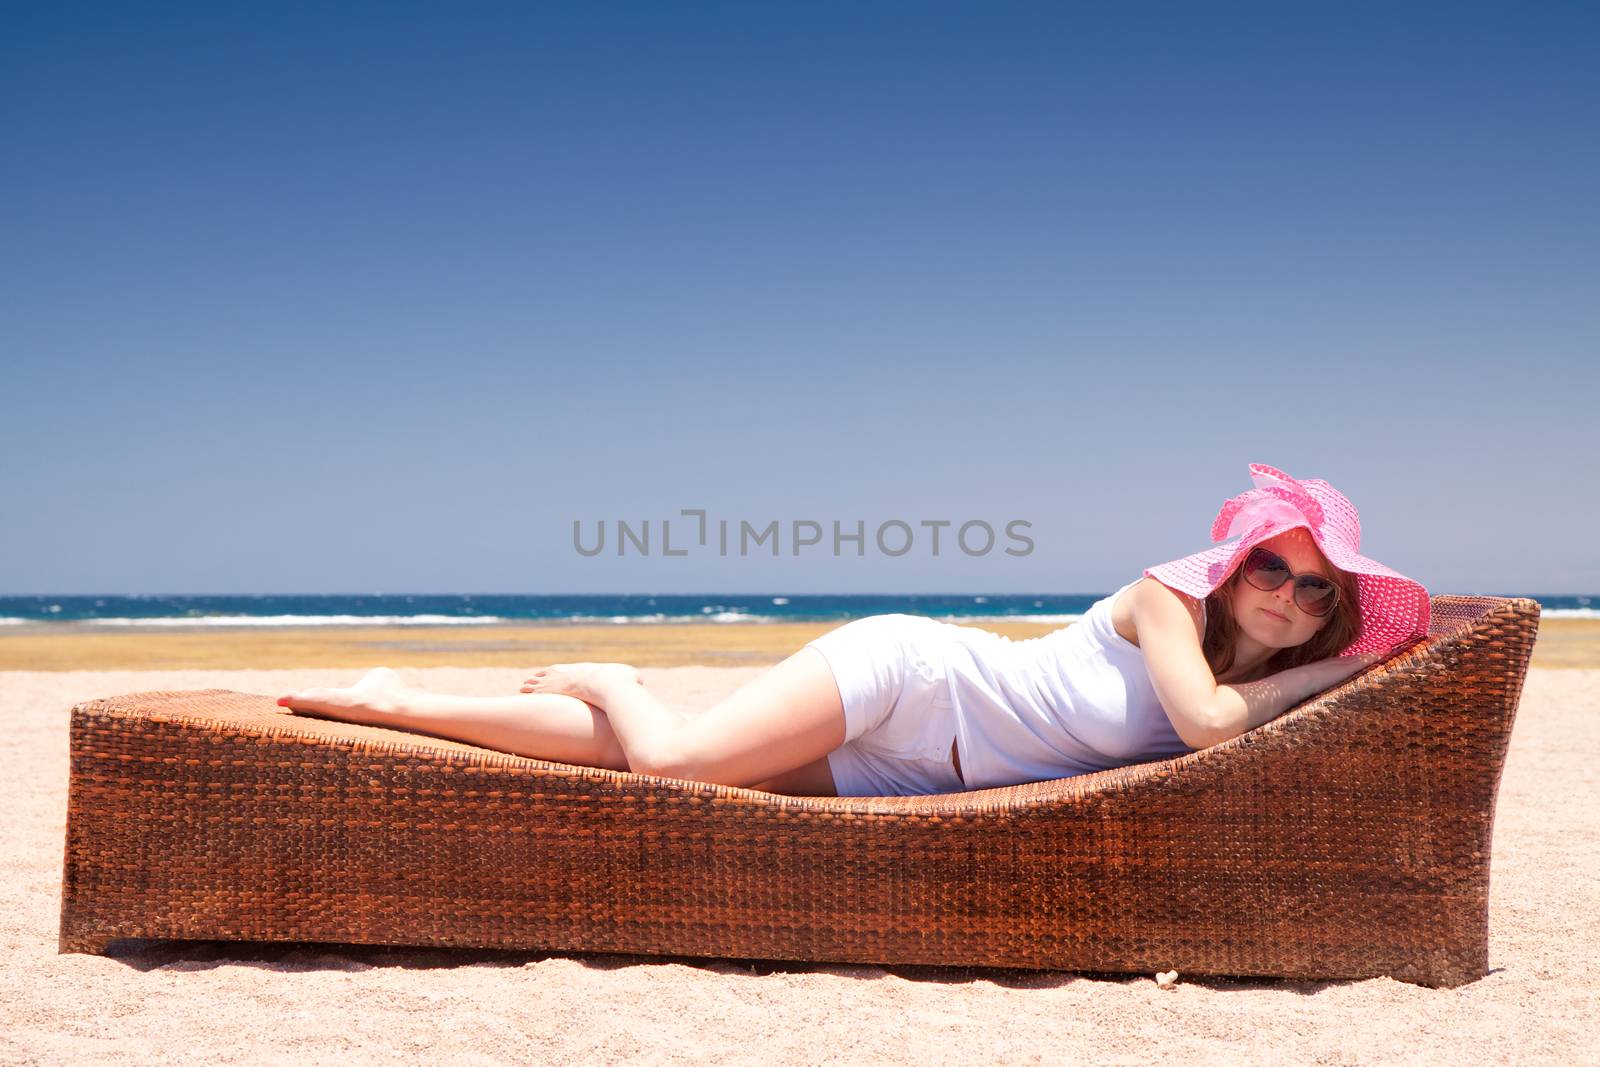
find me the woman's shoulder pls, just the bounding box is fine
[1112,578,1206,649]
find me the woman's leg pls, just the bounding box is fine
[277,656,845,795]
[523,646,845,791]
[278,667,632,770]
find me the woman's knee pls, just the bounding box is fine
[637,730,745,785]
[648,658,847,787]
[628,737,693,780]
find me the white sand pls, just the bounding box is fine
[3,667,1596,1065]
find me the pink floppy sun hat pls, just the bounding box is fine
[1143,463,1431,657]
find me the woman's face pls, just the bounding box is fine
[1229,528,1337,650]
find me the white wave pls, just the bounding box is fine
[940,613,1084,624]
[564,614,671,624]
[771,597,789,605]
[0,617,27,625]
[1539,608,1600,619]
[85,614,506,627]
[563,612,774,624]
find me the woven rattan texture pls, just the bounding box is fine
[59,596,1537,986]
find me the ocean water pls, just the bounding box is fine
[0,592,1594,627]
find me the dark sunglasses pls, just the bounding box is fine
[1240,547,1340,617]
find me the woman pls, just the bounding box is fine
[278,463,1431,797]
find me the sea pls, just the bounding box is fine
[0,592,1594,627]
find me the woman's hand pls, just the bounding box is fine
[1309,651,1385,688]
[1318,646,1382,681]
[1206,651,1388,748]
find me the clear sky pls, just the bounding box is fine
[3,2,1595,596]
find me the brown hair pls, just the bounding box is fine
[1200,549,1363,682]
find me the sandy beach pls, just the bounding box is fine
[3,629,1597,1063]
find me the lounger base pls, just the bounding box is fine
[58,597,1537,989]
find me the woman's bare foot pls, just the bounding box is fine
[277,666,412,726]
[520,662,640,704]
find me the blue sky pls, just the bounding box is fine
[3,2,1596,595]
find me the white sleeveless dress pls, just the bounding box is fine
[806,579,1200,796]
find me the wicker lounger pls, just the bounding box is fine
[58,596,1537,987]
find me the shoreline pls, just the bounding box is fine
[0,614,1085,633]
[0,616,1593,671]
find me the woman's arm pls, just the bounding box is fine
[1127,578,1222,748]
[1206,655,1380,746]
[1130,578,1380,749]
